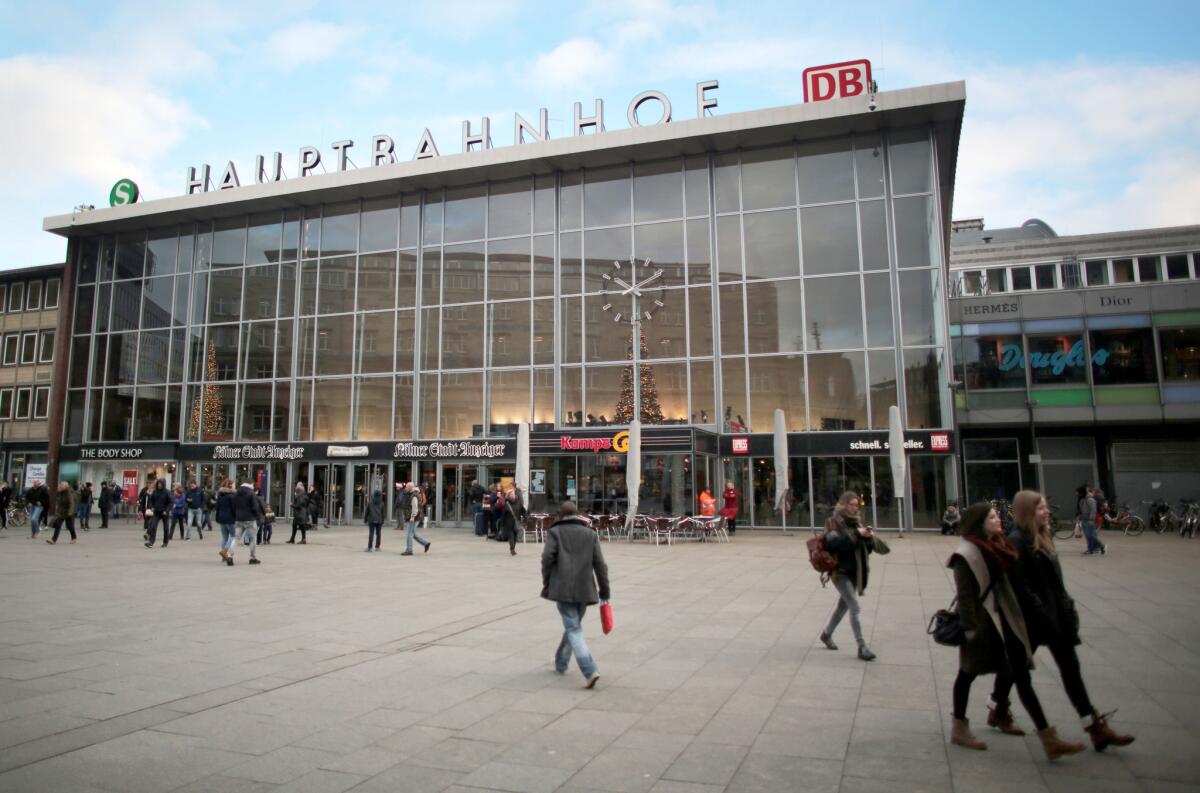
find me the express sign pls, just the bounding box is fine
[803,59,872,103]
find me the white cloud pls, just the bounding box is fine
[528,37,618,93]
[263,20,362,69]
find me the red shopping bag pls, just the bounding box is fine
[600,601,614,635]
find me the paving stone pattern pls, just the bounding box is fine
[0,520,1196,792]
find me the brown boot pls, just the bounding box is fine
[1085,710,1135,752]
[950,717,987,750]
[1038,726,1086,761]
[986,699,1026,736]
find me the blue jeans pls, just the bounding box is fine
[555,602,597,679]
[1082,519,1101,553]
[220,523,237,554]
[29,505,43,535]
[188,508,203,535]
[405,520,428,553]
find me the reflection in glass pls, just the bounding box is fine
[801,203,858,275]
[863,273,894,347]
[146,228,178,276]
[744,210,799,280]
[420,308,438,371]
[360,197,399,252]
[142,277,173,329]
[246,212,281,265]
[321,201,358,256]
[685,219,711,285]
[207,269,242,323]
[560,231,581,295]
[561,367,583,427]
[641,361,688,424]
[898,269,938,346]
[808,352,866,430]
[295,379,313,439]
[746,279,804,354]
[397,252,417,309]
[854,135,885,198]
[315,315,354,376]
[442,305,485,369]
[532,299,554,365]
[240,383,272,441]
[716,214,741,281]
[893,195,936,269]
[805,275,863,350]
[299,259,318,315]
[1160,327,1200,381]
[394,374,413,437]
[318,256,355,314]
[399,194,420,248]
[634,160,682,222]
[116,233,145,279]
[721,357,747,431]
[240,265,276,320]
[101,389,134,441]
[240,322,274,380]
[488,301,530,367]
[442,242,485,304]
[296,318,315,377]
[534,174,555,234]
[962,335,1025,389]
[445,185,486,242]
[560,171,581,231]
[487,237,529,301]
[584,226,630,294]
[355,377,393,440]
[483,178,530,239]
[133,387,165,441]
[585,365,626,426]
[211,219,245,268]
[796,138,854,205]
[867,350,898,429]
[202,384,236,441]
[690,360,714,425]
[421,247,441,305]
[313,379,352,440]
[718,284,744,355]
[889,127,933,194]
[94,284,112,332]
[533,368,554,429]
[357,311,395,374]
[859,200,888,271]
[395,310,415,371]
[440,371,482,437]
[904,347,945,428]
[749,355,806,432]
[488,369,529,435]
[741,146,795,211]
[274,321,292,380]
[634,221,685,287]
[358,253,396,311]
[561,297,582,364]
[639,453,692,516]
[282,210,300,261]
[685,155,708,216]
[584,166,630,228]
[1090,328,1156,384]
[714,153,739,213]
[278,263,296,318]
[641,291,686,359]
[688,287,713,357]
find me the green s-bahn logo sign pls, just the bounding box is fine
[108,178,139,207]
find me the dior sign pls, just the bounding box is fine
[186,81,720,196]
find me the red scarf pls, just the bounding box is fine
[967,533,1018,575]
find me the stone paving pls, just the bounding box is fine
[0,518,1196,793]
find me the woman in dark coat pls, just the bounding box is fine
[989,490,1134,751]
[289,484,309,544]
[98,483,113,529]
[364,490,384,552]
[719,480,740,535]
[497,487,528,557]
[947,503,1084,760]
[818,491,880,661]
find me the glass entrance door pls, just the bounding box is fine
[351,463,389,520]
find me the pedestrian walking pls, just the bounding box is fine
[698,486,716,517]
[288,483,309,544]
[98,482,113,528]
[498,486,527,556]
[168,485,188,541]
[47,481,78,544]
[541,500,610,688]
[215,480,237,565]
[144,479,172,548]
[401,482,431,555]
[234,482,263,565]
[469,479,486,536]
[392,481,406,529]
[25,479,48,538]
[0,481,11,532]
[202,483,216,533]
[258,493,274,544]
[77,482,94,531]
[307,485,322,529]
[364,490,384,552]
[1076,486,1106,556]
[719,480,740,535]
[185,481,205,539]
[946,502,1085,760]
[484,484,499,539]
[818,491,882,661]
[986,490,1134,751]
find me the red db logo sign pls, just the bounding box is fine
[930,433,950,452]
[803,59,872,103]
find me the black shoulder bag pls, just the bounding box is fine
[928,579,994,647]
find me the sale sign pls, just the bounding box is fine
[122,470,139,504]
[803,59,872,103]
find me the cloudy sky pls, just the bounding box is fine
[1,0,1197,269]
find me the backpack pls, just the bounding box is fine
[806,533,838,586]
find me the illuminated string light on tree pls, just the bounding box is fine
[188,342,225,438]
[614,332,664,424]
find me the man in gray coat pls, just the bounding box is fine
[541,501,610,688]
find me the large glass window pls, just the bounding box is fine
[488,301,530,367]
[889,128,932,195]
[1027,334,1088,385]
[1090,328,1156,385]
[634,221,685,288]
[797,138,854,204]
[585,365,626,425]
[321,202,359,255]
[718,285,744,355]
[360,198,399,252]
[318,257,355,314]
[239,383,273,441]
[640,294,686,359]
[357,311,395,374]
[1160,327,1200,380]
[133,387,166,440]
[440,371,483,437]
[892,196,936,269]
[443,242,485,305]
[489,178,531,238]
[243,264,278,320]
[634,160,683,222]
[808,352,865,430]
[962,335,1025,389]
[749,355,806,432]
[357,253,396,311]
[441,306,485,369]
[903,347,945,428]
[584,166,630,228]
[801,204,857,275]
[355,377,393,440]
[691,361,715,425]
[688,288,713,357]
[868,350,898,429]
[641,361,688,424]
[444,186,486,243]
[744,211,799,280]
[488,369,529,435]
[745,279,803,355]
[742,146,796,211]
[805,275,863,350]
[487,237,529,301]
[314,315,353,376]
[313,379,352,439]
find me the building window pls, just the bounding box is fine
[962,271,983,295]
[1060,262,1082,289]
[33,386,49,419]
[0,389,11,419]
[963,438,1022,503]
[0,284,6,313]
[25,281,42,311]
[2,334,17,365]
[986,268,1006,293]
[1034,264,1056,290]
[14,388,31,419]
[1010,267,1032,291]
[1085,260,1108,286]
[1160,327,1200,381]
[1026,334,1088,385]
[19,333,36,365]
[1112,258,1134,283]
[1137,256,1160,282]
[1166,255,1190,280]
[8,282,23,312]
[44,278,60,309]
[1090,327,1156,385]
[962,335,1026,389]
[39,331,55,363]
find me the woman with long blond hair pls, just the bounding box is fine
[987,490,1134,752]
[818,492,880,661]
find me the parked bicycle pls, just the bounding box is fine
[1179,499,1200,539]
[1145,500,1179,534]
[1051,503,1079,540]
[6,499,28,528]
[1101,502,1145,537]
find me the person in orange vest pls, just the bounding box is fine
[698,487,716,517]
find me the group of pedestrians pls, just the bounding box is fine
[466,481,529,556]
[363,481,432,555]
[816,488,1135,761]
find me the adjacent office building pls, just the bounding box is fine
[42,81,965,528]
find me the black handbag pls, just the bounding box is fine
[928,582,993,647]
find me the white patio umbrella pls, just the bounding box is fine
[888,405,908,535]
[515,422,530,510]
[773,409,790,525]
[625,420,641,530]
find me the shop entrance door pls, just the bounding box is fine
[351,463,390,521]
[438,463,475,528]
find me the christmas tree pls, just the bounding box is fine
[188,341,226,439]
[613,331,664,424]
